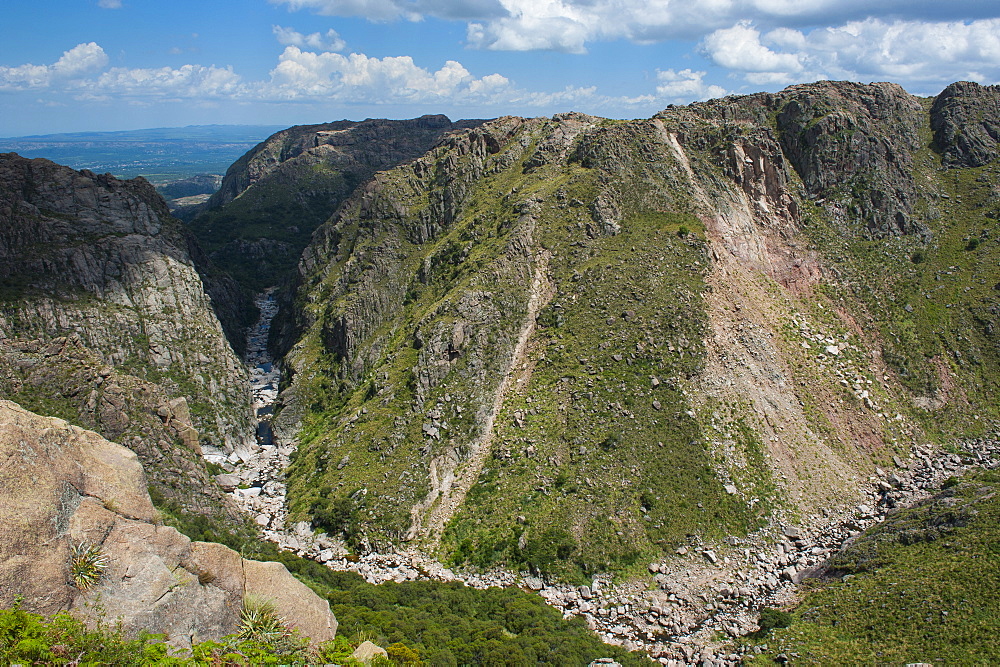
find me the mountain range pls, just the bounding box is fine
[1,79,999,664]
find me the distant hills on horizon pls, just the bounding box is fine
[0,124,286,182]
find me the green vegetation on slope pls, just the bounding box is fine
[0,595,403,665]
[742,468,1000,663]
[282,117,777,579]
[320,573,647,666]
[789,98,1000,439]
[149,507,644,665]
[442,208,771,581]
[190,164,353,291]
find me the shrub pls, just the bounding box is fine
[387,641,425,665]
[311,495,357,538]
[239,595,286,642]
[754,607,792,637]
[69,543,109,590]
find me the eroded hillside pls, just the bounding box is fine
[274,81,1000,581]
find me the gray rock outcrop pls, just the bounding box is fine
[0,152,254,453]
[931,80,1000,168]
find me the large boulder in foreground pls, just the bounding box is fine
[0,399,336,647]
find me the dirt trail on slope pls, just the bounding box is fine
[412,247,554,547]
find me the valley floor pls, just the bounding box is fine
[208,294,1000,664]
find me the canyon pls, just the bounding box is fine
[2,78,1000,663]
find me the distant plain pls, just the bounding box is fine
[0,125,283,183]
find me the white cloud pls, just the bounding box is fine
[271,0,1000,55]
[273,25,347,51]
[0,39,595,111]
[703,22,802,74]
[97,0,123,8]
[0,43,108,90]
[703,18,1000,89]
[52,43,110,78]
[655,68,727,102]
[261,46,512,103]
[92,65,243,98]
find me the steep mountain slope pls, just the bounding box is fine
[0,153,258,539]
[0,153,253,450]
[274,81,1000,581]
[188,115,485,292]
[745,467,1000,663]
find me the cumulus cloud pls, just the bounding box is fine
[272,0,1000,54]
[273,25,347,51]
[98,0,123,8]
[0,38,593,111]
[655,69,727,103]
[703,18,1000,89]
[92,65,243,98]
[261,46,511,103]
[703,22,802,74]
[0,43,108,90]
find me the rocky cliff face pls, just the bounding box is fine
[0,334,256,543]
[931,81,1000,168]
[0,399,336,648]
[188,115,486,292]
[0,153,254,454]
[273,81,1000,579]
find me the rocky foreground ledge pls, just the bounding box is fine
[0,399,336,649]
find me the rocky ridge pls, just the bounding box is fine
[189,115,487,292]
[274,85,925,560]
[0,153,254,454]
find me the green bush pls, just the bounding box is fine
[754,607,792,637]
[311,494,358,539]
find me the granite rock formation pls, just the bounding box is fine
[0,399,336,649]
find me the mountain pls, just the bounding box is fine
[2,79,999,662]
[0,153,257,540]
[186,115,486,292]
[270,80,1000,584]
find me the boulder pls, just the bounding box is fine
[0,400,336,648]
[243,560,337,642]
[215,473,241,491]
[352,640,389,662]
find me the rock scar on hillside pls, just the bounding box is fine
[408,246,555,546]
[664,125,865,514]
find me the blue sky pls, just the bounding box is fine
[2,0,999,136]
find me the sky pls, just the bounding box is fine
[1,0,999,136]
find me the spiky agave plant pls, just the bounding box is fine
[69,542,109,590]
[239,594,287,641]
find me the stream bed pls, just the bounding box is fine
[209,289,1000,664]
